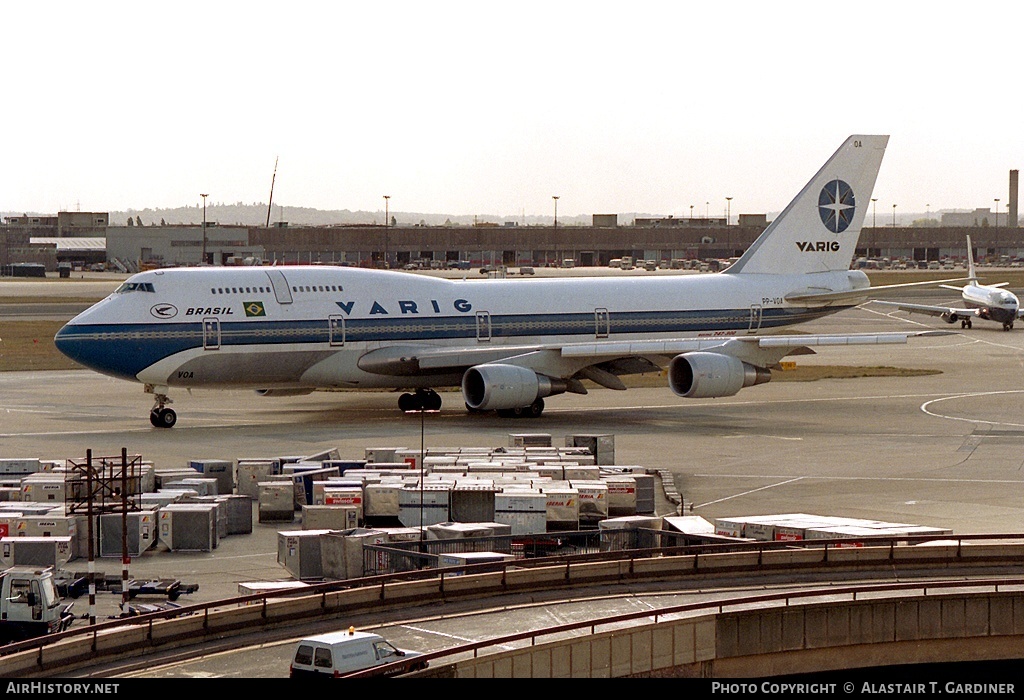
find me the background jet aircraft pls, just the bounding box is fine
[875,235,1023,331]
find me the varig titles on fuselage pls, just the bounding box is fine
[182,297,476,318]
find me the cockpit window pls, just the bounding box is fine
[114,282,156,293]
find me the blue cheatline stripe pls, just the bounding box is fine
[54,306,842,380]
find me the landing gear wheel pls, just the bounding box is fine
[399,389,443,413]
[150,407,176,428]
[398,393,419,412]
[527,398,545,417]
[966,320,972,329]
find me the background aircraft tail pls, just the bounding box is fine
[726,135,889,276]
[966,234,978,281]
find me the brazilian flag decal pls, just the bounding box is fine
[243,301,266,317]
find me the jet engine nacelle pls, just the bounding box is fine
[943,312,959,324]
[462,364,568,411]
[255,388,316,397]
[668,352,771,399]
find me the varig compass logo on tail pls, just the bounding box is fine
[797,179,854,252]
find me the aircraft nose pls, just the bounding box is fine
[53,323,134,380]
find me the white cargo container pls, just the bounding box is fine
[19,476,66,504]
[364,483,402,521]
[571,481,609,522]
[302,504,359,531]
[438,551,515,573]
[0,536,73,568]
[541,487,579,531]
[0,459,41,475]
[494,491,547,535]
[603,476,638,517]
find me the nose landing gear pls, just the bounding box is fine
[145,384,176,428]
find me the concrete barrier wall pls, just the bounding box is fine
[442,592,1024,678]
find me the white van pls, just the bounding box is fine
[289,628,426,678]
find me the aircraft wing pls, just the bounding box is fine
[872,300,979,319]
[357,330,954,384]
[785,277,971,306]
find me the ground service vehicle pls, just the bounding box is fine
[0,566,76,644]
[289,628,427,678]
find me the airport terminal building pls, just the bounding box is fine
[4,209,1024,272]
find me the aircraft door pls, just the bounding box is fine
[748,305,763,333]
[264,269,293,304]
[595,308,610,338]
[203,317,221,350]
[476,311,492,342]
[329,315,346,346]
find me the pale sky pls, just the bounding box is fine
[4,1,1023,221]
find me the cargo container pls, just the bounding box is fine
[278,530,330,581]
[188,459,234,496]
[494,491,547,535]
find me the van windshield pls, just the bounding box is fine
[374,641,400,659]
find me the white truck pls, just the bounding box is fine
[289,628,426,678]
[0,566,76,644]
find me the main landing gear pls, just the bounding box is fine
[495,398,545,418]
[398,388,442,412]
[146,385,176,428]
[1003,321,1014,331]
[961,319,973,329]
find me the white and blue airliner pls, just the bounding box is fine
[55,135,952,427]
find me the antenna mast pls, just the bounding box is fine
[265,156,278,228]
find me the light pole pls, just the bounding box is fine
[725,197,732,226]
[994,198,1000,227]
[705,201,709,219]
[552,196,559,230]
[383,195,390,268]
[690,205,694,220]
[871,198,877,228]
[200,193,208,265]
[892,203,896,227]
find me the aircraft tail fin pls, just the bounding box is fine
[725,135,889,276]
[966,234,978,282]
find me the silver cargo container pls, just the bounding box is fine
[158,503,219,552]
[99,509,158,557]
[188,459,234,496]
[449,486,496,523]
[277,529,329,581]
[164,477,219,497]
[541,487,580,531]
[236,459,277,499]
[565,434,615,465]
[363,483,402,520]
[320,528,388,580]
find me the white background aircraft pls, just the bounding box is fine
[55,135,954,427]
[875,235,1023,331]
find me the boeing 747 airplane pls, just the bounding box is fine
[55,135,955,427]
[875,235,1023,331]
